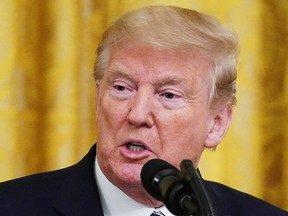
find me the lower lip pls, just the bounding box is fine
[119,145,152,159]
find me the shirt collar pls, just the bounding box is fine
[94,157,173,215]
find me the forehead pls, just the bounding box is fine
[107,43,213,84]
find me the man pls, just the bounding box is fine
[0,5,287,216]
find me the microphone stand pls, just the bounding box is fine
[179,160,215,216]
[141,158,215,216]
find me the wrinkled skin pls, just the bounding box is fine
[96,43,232,207]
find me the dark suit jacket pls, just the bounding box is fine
[0,145,287,216]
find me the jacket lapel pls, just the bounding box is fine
[52,145,104,215]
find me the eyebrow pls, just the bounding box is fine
[156,74,188,86]
[107,68,190,87]
[107,69,131,79]
[106,69,138,84]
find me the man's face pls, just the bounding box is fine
[96,43,219,195]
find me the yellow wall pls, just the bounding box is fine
[0,0,287,210]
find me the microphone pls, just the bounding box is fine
[141,159,201,216]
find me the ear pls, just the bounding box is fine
[204,107,233,148]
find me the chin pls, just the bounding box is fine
[114,163,143,187]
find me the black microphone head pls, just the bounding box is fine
[141,159,180,200]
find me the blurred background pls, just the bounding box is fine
[0,0,287,210]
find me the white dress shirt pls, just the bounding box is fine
[95,157,173,216]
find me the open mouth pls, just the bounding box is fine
[126,142,146,151]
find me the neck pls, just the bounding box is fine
[120,186,163,208]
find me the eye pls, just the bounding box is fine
[158,89,186,109]
[160,91,181,100]
[112,81,133,93]
[110,80,135,100]
[114,84,127,91]
[162,92,177,100]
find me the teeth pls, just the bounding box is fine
[127,143,146,151]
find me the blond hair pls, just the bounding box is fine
[94,6,239,110]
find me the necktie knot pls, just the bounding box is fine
[150,210,165,216]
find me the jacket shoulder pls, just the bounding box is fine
[0,166,74,215]
[0,145,100,216]
[205,181,288,216]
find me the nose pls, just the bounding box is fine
[127,88,154,128]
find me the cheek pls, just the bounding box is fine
[96,94,129,156]
[97,94,128,127]
[96,96,129,163]
[159,112,209,165]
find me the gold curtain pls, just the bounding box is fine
[0,0,287,210]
